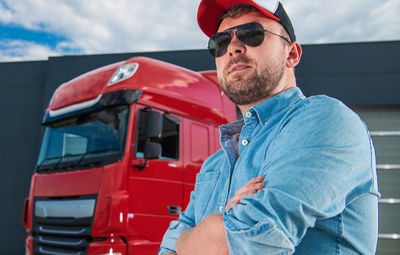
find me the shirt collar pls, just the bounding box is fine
[219,87,305,138]
[219,87,305,137]
[220,119,244,141]
[252,87,305,126]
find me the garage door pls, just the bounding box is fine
[353,106,400,255]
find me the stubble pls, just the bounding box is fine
[218,54,285,106]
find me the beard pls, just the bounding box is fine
[218,54,285,106]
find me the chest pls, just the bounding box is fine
[229,123,278,191]
[192,124,278,223]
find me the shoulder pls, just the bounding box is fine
[289,95,366,130]
[278,95,370,147]
[296,95,357,119]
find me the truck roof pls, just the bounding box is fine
[46,57,236,125]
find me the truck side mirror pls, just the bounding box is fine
[133,140,162,170]
[144,141,162,159]
[132,109,163,170]
[145,110,163,139]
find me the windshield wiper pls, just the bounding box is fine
[77,148,121,167]
[36,158,60,172]
[37,155,80,172]
[36,148,121,172]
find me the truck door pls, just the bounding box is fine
[128,105,183,253]
[182,119,218,207]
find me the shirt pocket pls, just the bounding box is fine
[193,170,220,222]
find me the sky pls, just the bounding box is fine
[0,0,399,62]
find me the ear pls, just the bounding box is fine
[286,42,302,68]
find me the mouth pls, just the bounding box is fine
[228,63,252,74]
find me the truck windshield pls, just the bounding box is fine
[36,105,129,172]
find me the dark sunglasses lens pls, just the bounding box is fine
[236,23,265,47]
[208,23,265,57]
[208,32,232,57]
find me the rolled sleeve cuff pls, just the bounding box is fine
[158,220,192,255]
[223,213,295,255]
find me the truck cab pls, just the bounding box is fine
[22,57,236,255]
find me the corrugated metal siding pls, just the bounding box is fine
[354,107,400,255]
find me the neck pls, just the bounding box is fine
[238,72,297,116]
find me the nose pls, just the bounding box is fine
[226,33,246,57]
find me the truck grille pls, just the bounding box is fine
[32,196,96,255]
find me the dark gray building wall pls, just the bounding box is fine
[297,41,400,105]
[0,60,46,251]
[0,41,398,254]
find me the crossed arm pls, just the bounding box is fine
[160,101,374,255]
[164,176,265,255]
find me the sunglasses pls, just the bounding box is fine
[208,22,290,57]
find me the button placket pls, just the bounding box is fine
[239,113,255,154]
[242,112,253,147]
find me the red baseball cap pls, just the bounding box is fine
[197,0,296,42]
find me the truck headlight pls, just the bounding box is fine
[108,63,139,86]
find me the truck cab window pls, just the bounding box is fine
[36,105,129,172]
[136,110,180,160]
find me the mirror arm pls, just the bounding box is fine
[132,159,148,170]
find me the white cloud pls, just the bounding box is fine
[282,0,400,44]
[0,39,60,61]
[0,0,207,57]
[369,0,400,40]
[0,0,399,62]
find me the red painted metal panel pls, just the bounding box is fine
[33,168,103,197]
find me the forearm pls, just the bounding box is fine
[176,214,229,255]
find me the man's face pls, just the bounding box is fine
[215,11,289,106]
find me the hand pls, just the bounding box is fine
[225,176,265,210]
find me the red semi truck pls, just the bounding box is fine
[22,57,236,255]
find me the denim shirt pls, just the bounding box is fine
[159,87,380,255]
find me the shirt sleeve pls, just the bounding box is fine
[158,193,196,254]
[222,98,378,255]
[158,148,227,254]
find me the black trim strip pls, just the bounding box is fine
[42,89,141,125]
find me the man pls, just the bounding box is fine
[159,0,380,254]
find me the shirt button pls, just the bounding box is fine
[242,139,249,146]
[245,111,252,118]
[219,206,223,212]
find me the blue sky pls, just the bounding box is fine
[0,0,399,62]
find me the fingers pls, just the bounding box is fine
[235,176,265,196]
[247,175,265,184]
[224,176,265,211]
[225,197,240,211]
[234,183,263,197]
